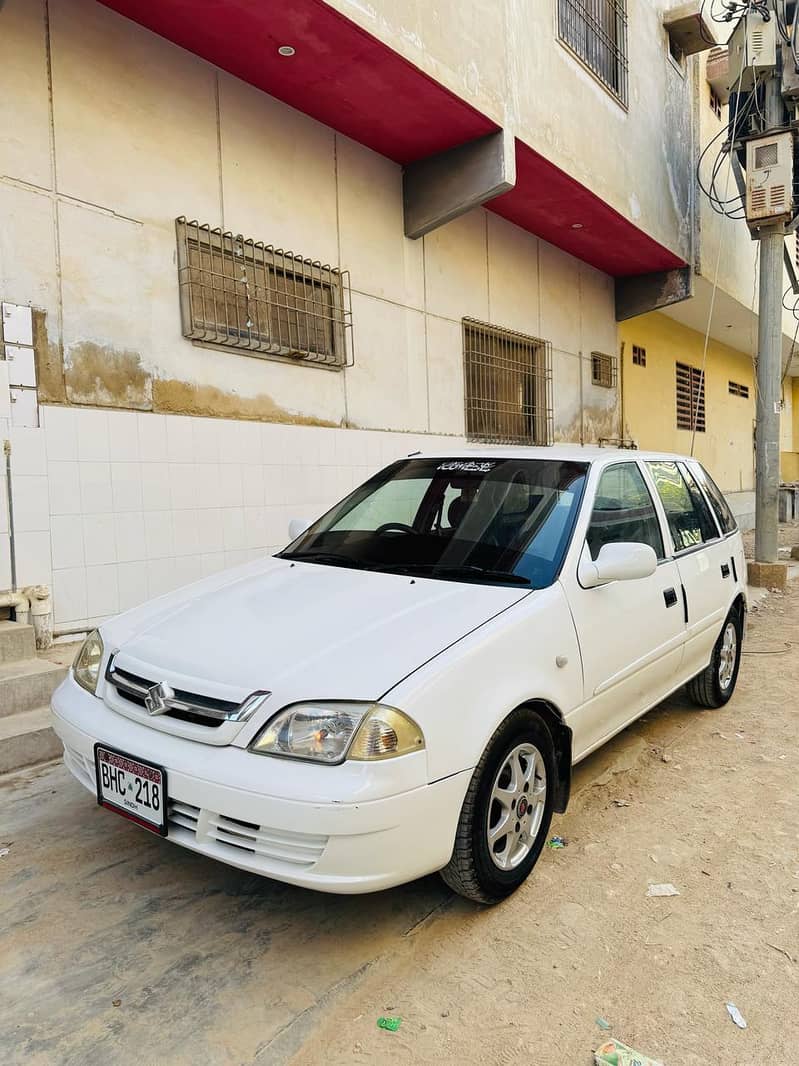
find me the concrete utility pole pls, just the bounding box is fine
[754,70,785,566]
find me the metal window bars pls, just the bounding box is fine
[462,319,553,446]
[591,351,617,388]
[557,0,629,106]
[676,362,706,432]
[176,218,352,368]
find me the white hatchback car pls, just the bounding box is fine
[52,447,746,903]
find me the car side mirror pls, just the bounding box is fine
[578,542,658,589]
[288,517,312,541]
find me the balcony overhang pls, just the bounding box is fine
[99,0,687,280]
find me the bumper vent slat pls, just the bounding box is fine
[167,801,327,869]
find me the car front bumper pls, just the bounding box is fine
[51,676,472,894]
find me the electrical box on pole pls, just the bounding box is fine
[745,132,794,224]
[726,13,777,91]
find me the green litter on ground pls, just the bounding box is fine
[377,1016,402,1032]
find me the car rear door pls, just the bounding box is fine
[561,460,686,760]
[643,459,729,679]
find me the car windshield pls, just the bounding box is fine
[279,457,588,588]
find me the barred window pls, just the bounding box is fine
[676,362,706,432]
[463,319,553,446]
[728,380,749,398]
[709,86,723,119]
[632,344,647,367]
[557,0,629,106]
[176,217,351,368]
[591,351,617,388]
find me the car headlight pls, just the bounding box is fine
[73,630,104,695]
[248,701,425,764]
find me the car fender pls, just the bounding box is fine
[383,582,583,796]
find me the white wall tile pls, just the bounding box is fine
[79,461,113,513]
[42,406,78,460]
[9,426,47,475]
[196,508,223,553]
[53,566,88,625]
[138,412,167,462]
[243,506,267,549]
[172,554,203,589]
[146,557,176,599]
[144,510,173,559]
[166,415,194,462]
[82,513,116,565]
[172,508,200,557]
[111,462,143,513]
[15,530,52,586]
[48,460,81,515]
[76,408,110,462]
[141,463,170,510]
[117,560,148,613]
[200,551,226,577]
[195,461,221,504]
[11,475,50,531]
[86,563,119,617]
[114,512,146,563]
[107,410,140,462]
[168,462,197,510]
[217,464,243,508]
[241,464,265,507]
[192,417,221,463]
[51,514,85,569]
[222,506,246,551]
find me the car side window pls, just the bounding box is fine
[691,463,738,535]
[646,461,718,553]
[586,462,664,562]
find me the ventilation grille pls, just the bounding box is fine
[755,142,779,168]
[676,362,706,433]
[591,351,617,388]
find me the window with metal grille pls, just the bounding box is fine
[676,362,706,432]
[709,86,723,119]
[591,351,617,388]
[176,217,352,368]
[728,380,749,398]
[463,319,553,446]
[557,0,629,106]
[632,344,647,367]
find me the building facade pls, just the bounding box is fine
[0,0,796,630]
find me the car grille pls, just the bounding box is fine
[168,801,328,868]
[105,661,266,728]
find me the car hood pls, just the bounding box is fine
[102,556,529,706]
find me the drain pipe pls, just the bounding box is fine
[25,584,53,650]
[4,440,16,592]
[0,588,31,625]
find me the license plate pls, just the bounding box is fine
[94,744,168,836]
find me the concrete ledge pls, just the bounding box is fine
[747,561,788,589]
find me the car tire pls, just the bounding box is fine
[439,707,556,904]
[686,605,743,709]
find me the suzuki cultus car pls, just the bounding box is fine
[52,447,745,902]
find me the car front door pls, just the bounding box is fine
[561,461,686,761]
[644,459,728,679]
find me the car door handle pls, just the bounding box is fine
[721,563,730,578]
[663,588,678,608]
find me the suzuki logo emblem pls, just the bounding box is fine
[144,681,174,716]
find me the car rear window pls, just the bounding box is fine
[690,464,738,535]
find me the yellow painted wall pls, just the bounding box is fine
[619,312,755,494]
[781,378,799,482]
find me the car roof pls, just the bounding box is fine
[399,444,700,465]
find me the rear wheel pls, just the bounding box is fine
[440,708,556,904]
[686,606,743,708]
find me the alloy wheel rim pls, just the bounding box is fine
[486,742,546,870]
[718,621,737,689]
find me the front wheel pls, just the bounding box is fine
[440,709,556,904]
[686,606,743,708]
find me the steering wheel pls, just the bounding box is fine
[375,522,416,535]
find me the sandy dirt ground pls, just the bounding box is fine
[2,584,798,1065]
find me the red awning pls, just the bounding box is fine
[99,0,686,277]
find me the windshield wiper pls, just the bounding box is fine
[379,562,530,586]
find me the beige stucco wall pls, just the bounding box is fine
[0,0,620,444]
[329,0,694,264]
